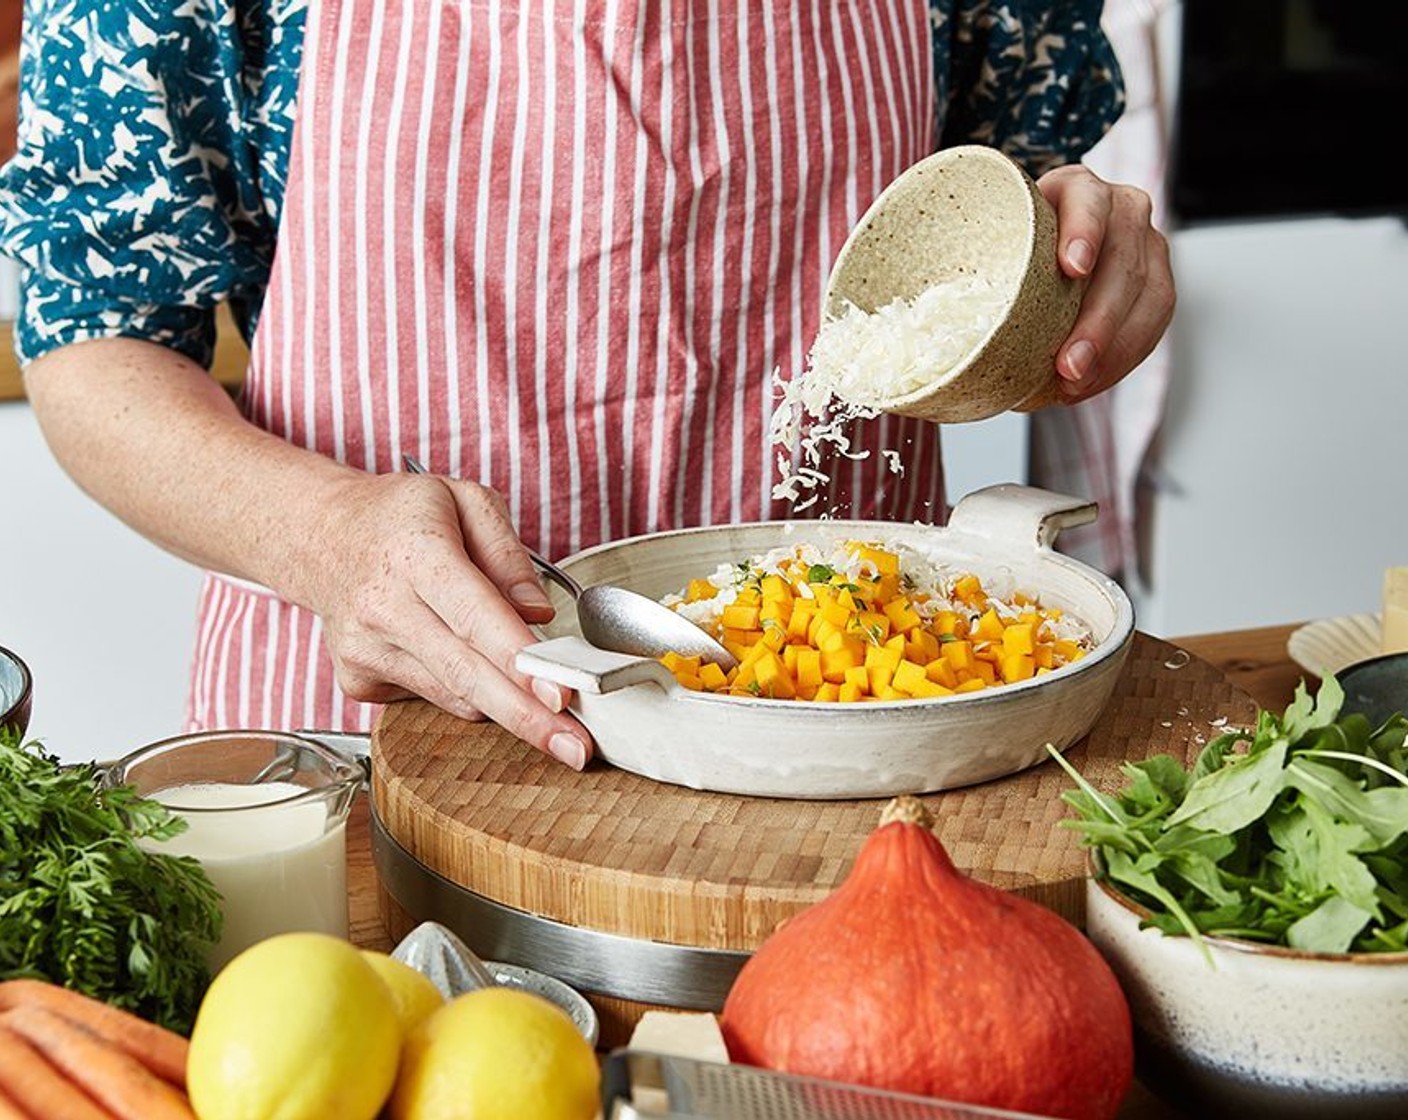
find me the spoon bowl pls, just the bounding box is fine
[401,457,736,671]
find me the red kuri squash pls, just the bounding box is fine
[720,796,1132,1120]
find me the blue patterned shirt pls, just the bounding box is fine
[0,0,1122,369]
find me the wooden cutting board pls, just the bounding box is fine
[371,632,1257,947]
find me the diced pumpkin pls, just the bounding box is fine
[941,640,974,672]
[787,604,816,640]
[661,651,702,676]
[883,598,922,633]
[656,549,1090,704]
[721,603,762,631]
[1002,623,1035,656]
[952,573,984,605]
[924,658,958,689]
[867,664,896,695]
[760,574,791,601]
[853,543,900,575]
[843,665,870,694]
[821,647,862,683]
[974,608,1006,642]
[891,659,930,694]
[1001,652,1036,683]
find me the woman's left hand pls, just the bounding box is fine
[1035,163,1176,403]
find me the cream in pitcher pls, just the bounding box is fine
[112,731,361,972]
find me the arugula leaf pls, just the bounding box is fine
[1287,895,1372,954]
[0,730,222,1032]
[1164,737,1289,833]
[1055,674,1408,954]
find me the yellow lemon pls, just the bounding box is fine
[360,950,445,1036]
[187,932,401,1120]
[390,986,599,1120]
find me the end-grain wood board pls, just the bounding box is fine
[372,632,1256,949]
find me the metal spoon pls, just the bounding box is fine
[401,456,737,670]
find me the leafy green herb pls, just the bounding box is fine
[1052,676,1408,955]
[807,563,835,584]
[0,729,223,1032]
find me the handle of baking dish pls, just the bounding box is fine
[944,483,1097,552]
[515,637,678,696]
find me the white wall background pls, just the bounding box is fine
[0,399,204,763]
[1137,213,1408,636]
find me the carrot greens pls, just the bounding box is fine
[0,730,222,1032]
[1053,676,1408,955]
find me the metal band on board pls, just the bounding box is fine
[370,804,748,1010]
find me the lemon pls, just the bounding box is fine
[390,986,599,1120]
[187,932,401,1120]
[360,950,445,1036]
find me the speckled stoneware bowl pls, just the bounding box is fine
[1085,876,1408,1119]
[392,921,599,1045]
[0,645,33,738]
[517,484,1134,799]
[825,144,1081,423]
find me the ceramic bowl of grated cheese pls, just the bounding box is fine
[811,144,1082,426]
[516,485,1134,799]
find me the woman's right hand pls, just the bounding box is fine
[304,467,593,770]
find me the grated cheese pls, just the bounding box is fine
[771,275,1007,509]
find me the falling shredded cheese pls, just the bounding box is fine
[771,274,1007,510]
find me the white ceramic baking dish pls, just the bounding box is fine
[516,484,1135,799]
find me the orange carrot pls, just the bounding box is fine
[0,1087,31,1120]
[0,981,188,1086]
[0,1023,118,1120]
[1,1007,193,1120]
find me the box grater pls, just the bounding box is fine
[602,1051,1059,1120]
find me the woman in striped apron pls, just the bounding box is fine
[2,1,1173,769]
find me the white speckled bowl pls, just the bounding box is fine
[824,145,1082,423]
[1085,876,1408,1119]
[517,484,1134,799]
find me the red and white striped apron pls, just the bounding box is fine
[188,0,941,733]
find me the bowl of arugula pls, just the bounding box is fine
[0,645,31,738]
[1055,675,1408,1120]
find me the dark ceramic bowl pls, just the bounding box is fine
[0,645,33,739]
[1338,651,1408,727]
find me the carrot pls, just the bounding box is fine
[0,981,188,1086]
[0,1023,118,1120]
[0,1087,31,1120]
[1,1007,194,1120]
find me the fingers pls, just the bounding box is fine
[1037,164,1175,403]
[1038,163,1112,282]
[447,482,556,625]
[317,470,588,769]
[336,597,593,770]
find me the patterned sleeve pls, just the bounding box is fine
[0,0,283,368]
[932,0,1125,177]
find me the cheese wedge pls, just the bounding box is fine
[1382,567,1408,654]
